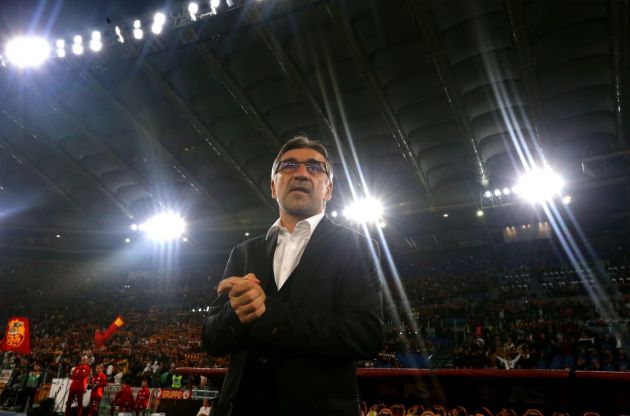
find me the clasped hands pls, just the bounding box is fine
[217,273,266,324]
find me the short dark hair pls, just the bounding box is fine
[271,135,334,181]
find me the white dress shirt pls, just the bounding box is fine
[265,212,325,290]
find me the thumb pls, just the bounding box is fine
[244,273,260,284]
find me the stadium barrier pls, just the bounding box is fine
[176,367,630,415]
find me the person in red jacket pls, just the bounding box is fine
[134,379,150,416]
[65,356,91,416]
[111,382,135,416]
[86,364,108,416]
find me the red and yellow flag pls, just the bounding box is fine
[0,317,31,355]
[94,315,124,348]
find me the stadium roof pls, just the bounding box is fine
[0,0,628,255]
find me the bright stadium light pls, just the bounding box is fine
[89,31,102,52]
[562,195,572,205]
[133,20,143,40]
[55,39,66,58]
[188,2,199,20]
[115,26,125,43]
[343,197,383,224]
[484,190,492,198]
[494,189,501,197]
[502,187,511,195]
[72,35,84,55]
[210,0,220,14]
[138,211,186,241]
[514,166,565,204]
[5,37,50,68]
[152,12,166,34]
[476,209,484,217]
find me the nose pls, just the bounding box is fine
[294,162,310,176]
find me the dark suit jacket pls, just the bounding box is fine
[202,216,384,416]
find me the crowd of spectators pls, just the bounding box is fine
[1,238,629,392]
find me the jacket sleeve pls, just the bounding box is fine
[201,245,249,356]
[249,235,384,360]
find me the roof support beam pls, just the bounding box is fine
[0,104,134,221]
[64,58,276,215]
[242,3,365,192]
[0,138,93,223]
[95,38,277,214]
[136,57,277,212]
[24,77,232,219]
[609,0,630,150]
[324,2,434,202]
[504,0,550,157]
[180,26,282,150]
[407,0,490,187]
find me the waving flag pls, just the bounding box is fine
[0,317,31,355]
[94,315,124,348]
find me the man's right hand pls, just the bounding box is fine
[217,273,266,324]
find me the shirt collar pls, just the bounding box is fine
[265,212,326,240]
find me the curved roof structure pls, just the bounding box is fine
[0,0,628,255]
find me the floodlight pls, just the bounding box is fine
[210,0,220,14]
[514,166,565,204]
[138,211,186,241]
[125,238,131,243]
[562,195,572,205]
[152,12,166,34]
[56,39,65,48]
[502,187,510,195]
[56,234,61,238]
[484,190,492,198]
[72,35,83,55]
[154,12,166,25]
[89,31,102,52]
[494,189,501,197]
[443,213,449,218]
[133,20,143,40]
[188,2,199,20]
[56,49,66,58]
[343,197,383,223]
[115,26,125,43]
[5,36,50,68]
[244,232,250,237]
[476,210,484,217]
[331,210,338,218]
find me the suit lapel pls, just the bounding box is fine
[253,232,278,291]
[287,216,336,304]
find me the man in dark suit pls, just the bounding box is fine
[202,136,384,416]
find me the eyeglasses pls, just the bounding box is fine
[276,158,329,176]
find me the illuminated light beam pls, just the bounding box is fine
[5,37,50,68]
[138,212,186,241]
[514,166,565,204]
[133,20,143,40]
[188,2,199,20]
[540,199,624,343]
[343,196,383,224]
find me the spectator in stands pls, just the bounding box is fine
[202,136,384,416]
[65,356,91,416]
[86,364,108,416]
[24,362,42,410]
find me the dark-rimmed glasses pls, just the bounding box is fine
[276,158,329,176]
